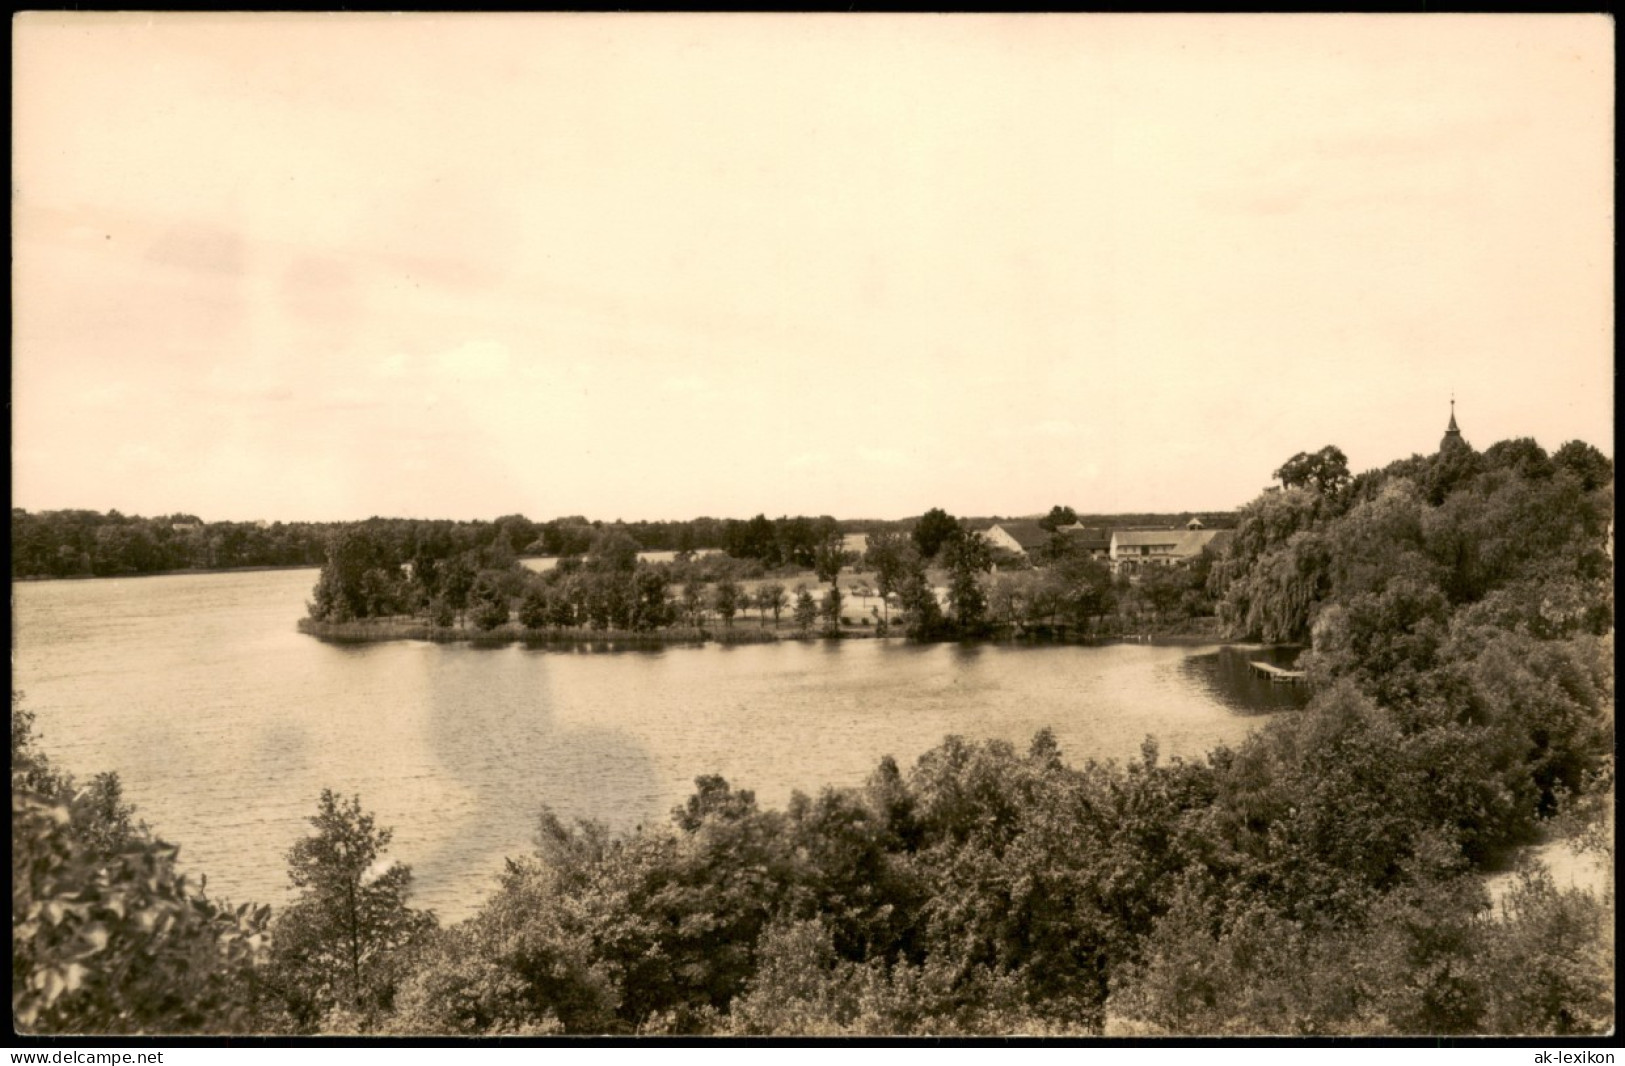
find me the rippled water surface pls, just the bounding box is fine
[13,568,1304,921]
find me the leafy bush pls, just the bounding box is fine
[12,701,268,1034]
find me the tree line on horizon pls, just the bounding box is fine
[12,430,1614,1036]
[11,504,1238,583]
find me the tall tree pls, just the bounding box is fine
[468,573,512,631]
[309,528,404,623]
[895,556,945,640]
[1552,440,1613,493]
[518,581,551,630]
[586,529,641,574]
[1038,505,1078,532]
[682,581,708,629]
[754,583,786,628]
[733,514,781,566]
[822,585,845,636]
[712,578,741,628]
[1273,446,1352,496]
[864,531,916,627]
[630,568,674,631]
[266,792,434,1031]
[814,533,845,588]
[775,516,820,569]
[793,587,819,634]
[941,527,993,633]
[912,508,959,562]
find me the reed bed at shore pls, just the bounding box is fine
[296,616,794,647]
[296,615,1220,648]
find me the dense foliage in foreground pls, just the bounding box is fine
[12,433,1613,1035]
[12,700,269,1033]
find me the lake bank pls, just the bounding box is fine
[13,562,318,582]
[296,614,1248,649]
[297,616,794,646]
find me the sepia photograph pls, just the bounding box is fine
[10,12,1614,1043]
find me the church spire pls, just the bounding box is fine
[1440,394,1464,451]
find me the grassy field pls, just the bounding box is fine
[727,568,915,632]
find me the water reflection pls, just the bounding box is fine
[420,644,661,899]
[1180,645,1312,714]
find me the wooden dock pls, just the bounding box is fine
[1249,660,1308,684]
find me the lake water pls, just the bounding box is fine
[12,567,1305,922]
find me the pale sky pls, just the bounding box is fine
[12,14,1613,523]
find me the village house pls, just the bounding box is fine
[1110,524,1232,575]
[977,515,1229,572]
[979,520,1051,560]
[1054,524,1113,560]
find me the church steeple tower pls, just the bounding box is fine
[1440,395,1464,451]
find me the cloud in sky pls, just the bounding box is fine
[11,13,1613,522]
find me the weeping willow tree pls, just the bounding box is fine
[1210,488,1331,644]
[1238,532,1331,644]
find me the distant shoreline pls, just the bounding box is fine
[13,563,320,583]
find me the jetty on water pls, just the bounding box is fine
[1249,660,1308,685]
